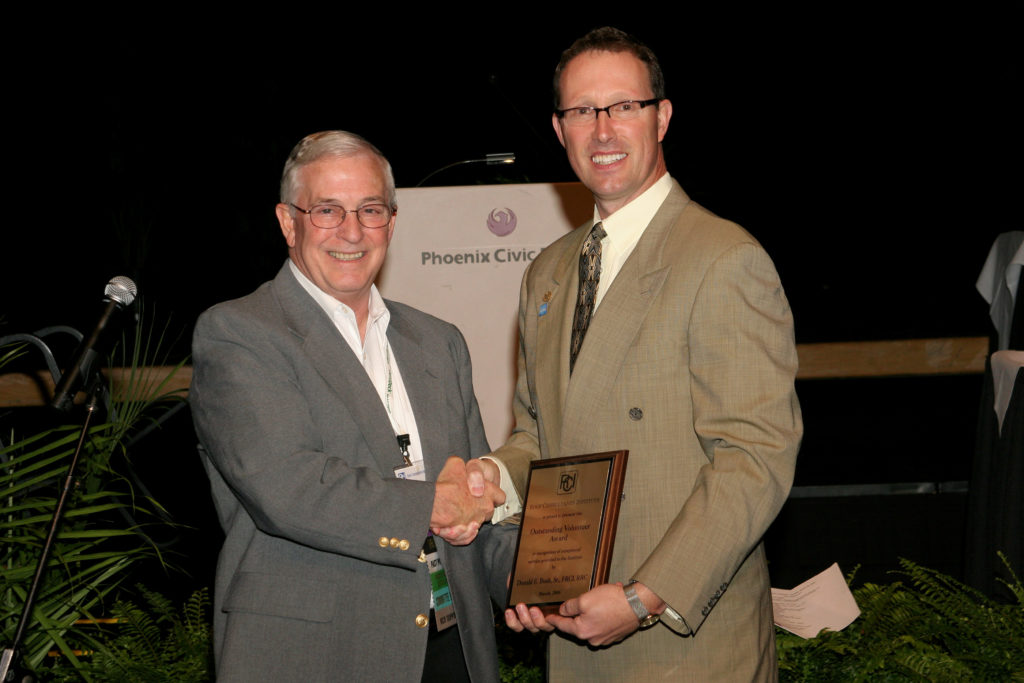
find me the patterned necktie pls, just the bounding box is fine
[569,221,606,374]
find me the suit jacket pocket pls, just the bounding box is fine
[223,572,335,623]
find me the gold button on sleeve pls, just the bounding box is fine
[378,536,389,548]
[398,539,410,551]
[415,614,429,628]
[389,537,400,548]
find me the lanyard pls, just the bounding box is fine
[377,339,413,468]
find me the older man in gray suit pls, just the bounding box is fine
[190,131,513,682]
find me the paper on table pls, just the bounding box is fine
[771,563,861,639]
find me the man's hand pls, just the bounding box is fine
[545,582,666,647]
[505,603,556,634]
[430,456,505,545]
[466,457,500,495]
[436,457,502,542]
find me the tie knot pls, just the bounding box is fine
[584,221,605,254]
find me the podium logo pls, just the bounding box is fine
[558,471,578,495]
[487,208,517,236]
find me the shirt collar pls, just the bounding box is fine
[594,172,673,239]
[288,259,390,332]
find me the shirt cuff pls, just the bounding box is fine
[659,605,690,634]
[482,456,522,523]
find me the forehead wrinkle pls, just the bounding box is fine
[564,94,645,113]
[309,194,388,206]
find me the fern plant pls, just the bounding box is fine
[0,306,186,679]
[61,586,213,682]
[777,555,1024,682]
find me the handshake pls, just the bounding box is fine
[429,456,504,546]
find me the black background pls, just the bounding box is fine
[2,13,1019,590]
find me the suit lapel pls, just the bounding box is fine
[386,306,446,480]
[272,265,407,478]
[533,226,590,459]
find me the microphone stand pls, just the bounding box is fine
[415,152,516,186]
[1,330,109,683]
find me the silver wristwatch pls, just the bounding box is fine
[624,580,660,628]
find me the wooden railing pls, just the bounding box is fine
[0,337,990,408]
[794,336,988,379]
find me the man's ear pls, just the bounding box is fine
[276,203,297,248]
[656,99,673,142]
[552,112,567,148]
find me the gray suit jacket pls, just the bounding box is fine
[191,263,514,682]
[493,182,802,682]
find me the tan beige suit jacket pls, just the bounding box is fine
[494,181,802,682]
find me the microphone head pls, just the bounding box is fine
[105,276,138,307]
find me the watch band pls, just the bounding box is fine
[624,580,660,628]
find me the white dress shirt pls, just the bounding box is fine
[593,172,673,310]
[288,260,424,471]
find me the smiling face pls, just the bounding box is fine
[276,153,395,317]
[553,50,672,218]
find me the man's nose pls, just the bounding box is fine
[334,212,364,241]
[593,110,616,141]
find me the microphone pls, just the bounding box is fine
[50,276,138,412]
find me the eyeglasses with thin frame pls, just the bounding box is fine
[554,98,662,126]
[290,202,395,229]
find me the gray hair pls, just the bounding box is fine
[279,130,397,208]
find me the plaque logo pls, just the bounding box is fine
[558,470,578,495]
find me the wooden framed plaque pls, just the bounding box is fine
[506,450,628,610]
